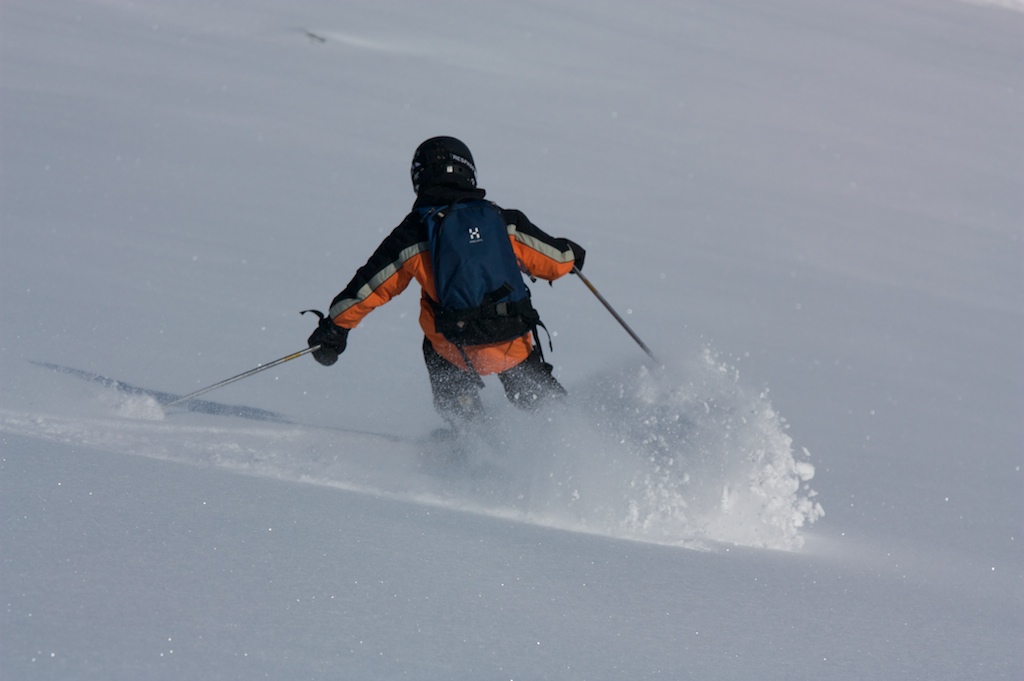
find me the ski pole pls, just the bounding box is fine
[573,266,659,362]
[163,346,319,408]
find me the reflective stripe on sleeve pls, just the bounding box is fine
[329,241,429,319]
[506,224,574,263]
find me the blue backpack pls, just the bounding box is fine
[419,199,541,348]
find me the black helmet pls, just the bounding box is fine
[410,136,477,194]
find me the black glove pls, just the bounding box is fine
[307,317,349,366]
[565,239,586,272]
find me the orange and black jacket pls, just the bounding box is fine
[327,186,580,375]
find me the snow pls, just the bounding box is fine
[2,0,1021,678]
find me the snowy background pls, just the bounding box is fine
[2,0,1021,678]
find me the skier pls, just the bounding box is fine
[307,136,585,426]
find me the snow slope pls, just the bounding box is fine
[2,0,1021,678]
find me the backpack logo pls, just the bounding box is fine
[468,226,482,243]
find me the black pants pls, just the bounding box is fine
[422,337,566,424]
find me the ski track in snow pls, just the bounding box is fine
[2,349,822,551]
[956,0,1024,12]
